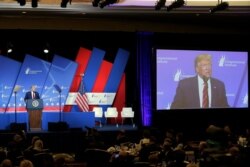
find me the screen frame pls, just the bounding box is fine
[152,47,249,112]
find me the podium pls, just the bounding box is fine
[26,99,43,130]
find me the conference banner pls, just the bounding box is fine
[0,56,21,112]
[41,55,78,112]
[66,92,116,105]
[6,54,51,112]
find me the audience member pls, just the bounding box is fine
[19,160,33,167]
[167,150,189,167]
[7,133,27,165]
[115,130,129,145]
[0,159,13,167]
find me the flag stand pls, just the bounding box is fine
[75,74,89,112]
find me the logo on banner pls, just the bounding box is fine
[219,55,226,67]
[25,68,42,75]
[218,55,245,67]
[86,93,116,105]
[174,69,182,82]
[4,86,12,89]
[243,93,248,106]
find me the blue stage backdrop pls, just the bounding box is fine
[156,50,248,110]
[0,55,21,112]
[6,54,51,112]
[41,55,78,114]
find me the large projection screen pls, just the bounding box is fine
[156,49,248,110]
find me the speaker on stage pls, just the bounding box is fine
[48,122,69,131]
[10,123,27,131]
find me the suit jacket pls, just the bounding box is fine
[171,76,229,109]
[24,91,40,101]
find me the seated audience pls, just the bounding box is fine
[0,159,13,167]
[19,160,33,167]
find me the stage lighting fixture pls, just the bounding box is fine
[61,0,71,8]
[166,0,185,12]
[31,0,38,8]
[209,1,229,13]
[7,43,13,54]
[92,0,101,7]
[43,43,50,54]
[155,0,166,10]
[99,0,118,9]
[17,0,26,6]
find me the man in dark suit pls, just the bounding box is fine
[24,85,40,102]
[171,54,229,109]
[24,85,42,131]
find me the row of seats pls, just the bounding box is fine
[93,107,135,127]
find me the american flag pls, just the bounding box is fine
[75,76,89,112]
[75,92,89,112]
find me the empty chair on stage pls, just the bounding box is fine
[93,107,103,127]
[121,107,135,126]
[104,107,118,126]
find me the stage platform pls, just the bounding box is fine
[0,112,136,131]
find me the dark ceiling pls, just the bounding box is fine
[1,2,250,35]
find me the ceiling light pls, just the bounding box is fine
[61,0,71,8]
[166,0,185,12]
[17,0,26,6]
[209,1,229,13]
[155,0,166,10]
[92,0,101,7]
[7,42,13,54]
[99,0,118,9]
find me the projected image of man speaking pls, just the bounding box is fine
[170,54,229,109]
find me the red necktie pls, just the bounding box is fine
[202,81,208,108]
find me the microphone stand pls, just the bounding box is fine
[14,91,17,123]
[59,90,62,122]
[53,84,62,122]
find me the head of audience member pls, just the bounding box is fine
[0,159,12,167]
[165,129,175,142]
[198,141,208,152]
[31,136,40,146]
[173,150,186,163]
[13,134,23,143]
[163,137,173,150]
[229,146,240,157]
[19,160,33,167]
[186,163,198,167]
[33,139,44,151]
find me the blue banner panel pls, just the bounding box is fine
[0,56,21,112]
[84,47,106,92]
[41,55,78,112]
[104,48,130,92]
[6,54,51,112]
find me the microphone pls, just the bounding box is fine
[53,84,62,93]
[203,76,209,82]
